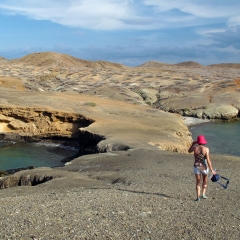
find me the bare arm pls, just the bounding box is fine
[188,141,197,153]
[205,148,216,175]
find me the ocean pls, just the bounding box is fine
[0,121,239,171]
[0,141,78,171]
[190,120,240,157]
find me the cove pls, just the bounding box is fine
[190,120,240,157]
[0,141,78,171]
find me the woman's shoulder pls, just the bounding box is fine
[202,146,209,154]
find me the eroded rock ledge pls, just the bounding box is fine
[0,167,77,189]
[0,105,107,156]
[0,88,193,164]
[0,105,94,137]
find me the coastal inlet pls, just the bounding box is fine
[0,106,106,172]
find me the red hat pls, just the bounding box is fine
[197,135,207,145]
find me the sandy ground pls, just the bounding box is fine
[0,148,239,239]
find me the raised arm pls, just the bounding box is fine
[188,141,197,153]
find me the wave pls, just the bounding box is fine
[34,142,78,151]
[0,140,17,144]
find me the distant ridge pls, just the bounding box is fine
[0,56,9,63]
[207,63,240,68]
[10,52,127,70]
[174,61,203,67]
[136,60,204,68]
[136,61,169,68]
[5,52,240,69]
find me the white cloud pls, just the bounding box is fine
[0,0,239,30]
[198,28,226,36]
[229,15,240,27]
[0,0,137,30]
[143,0,240,18]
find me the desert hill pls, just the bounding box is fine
[207,63,240,68]
[136,61,168,68]
[10,52,128,70]
[0,56,8,64]
[174,61,203,67]
[0,51,239,120]
[137,61,240,69]
[136,61,204,68]
[2,52,240,70]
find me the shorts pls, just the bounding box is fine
[194,167,209,175]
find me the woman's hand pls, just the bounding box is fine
[188,141,197,153]
[212,169,216,175]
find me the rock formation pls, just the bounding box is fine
[0,87,191,154]
[0,106,94,137]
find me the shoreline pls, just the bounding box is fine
[182,116,211,127]
[0,116,239,174]
[188,117,240,157]
[182,116,240,128]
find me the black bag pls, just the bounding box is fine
[211,174,229,189]
[211,174,220,182]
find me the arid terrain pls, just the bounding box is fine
[0,52,239,239]
[1,52,239,120]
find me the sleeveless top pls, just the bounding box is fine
[194,146,207,171]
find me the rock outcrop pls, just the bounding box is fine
[194,104,239,120]
[0,87,192,155]
[0,167,85,188]
[0,169,53,188]
[0,105,94,138]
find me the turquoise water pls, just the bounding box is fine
[0,121,239,170]
[190,121,240,157]
[0,141,78,170]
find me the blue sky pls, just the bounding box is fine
[0,0,240,66]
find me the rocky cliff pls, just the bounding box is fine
[0,105,93,138]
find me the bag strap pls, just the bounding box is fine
[218,175,230,189]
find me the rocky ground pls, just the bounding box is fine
[0,149,239,239]
[0,52,239,239]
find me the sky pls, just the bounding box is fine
[0,0,240,66]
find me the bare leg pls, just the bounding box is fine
[195,174,201,199]
[202,174,208,197]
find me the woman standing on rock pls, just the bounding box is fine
[188,135,216,201]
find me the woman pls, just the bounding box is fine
[188,135,216,201]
